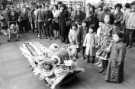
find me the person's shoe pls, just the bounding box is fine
[65,41,68,44]
[62,40,65,43]
[54,37,57,40]
[15,39,19,41]
[7,39,11,42]
[98,68,105,73]
[97,63,102,67]
[128,46,132,48]
[83,56,86,60]
[38,34,40,38]
[44,36,47,39]
[106,80,110,82]
[50,37,52,40]
[39,36,42,39]
[87,59,91,63]
[46,36,48,39]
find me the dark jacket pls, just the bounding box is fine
[85,14,99,32]
[45,10,53,24]
[74,10,86,22]
[59,10,69,23]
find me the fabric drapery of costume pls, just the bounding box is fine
[105,41,126,83]
[96,23,113,60]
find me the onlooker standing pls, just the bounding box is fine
[19,7,29,33]
[122,3,131,43]
[36,5,45,38]
[125,1,135,48]
[45,4,53,39]
[82,21,88,57]
[59,4,69,43]
[68,23,79,58]
[76,22,83,53]
[83,26,96,63]
[29,7,36,33]
[74,7,86,23]
[113,3,123,30]
[68,23,78,45]
[96,6,104,22]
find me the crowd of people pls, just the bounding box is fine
[1,0,135,84]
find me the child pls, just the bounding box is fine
[68,23,79,58]
[83,27,96,63]
[68,23,78,45]
[7,24,19,41]
[96,13,114,73]
[105,31,126,83]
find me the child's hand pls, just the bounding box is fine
[105,47,110,52]
[116,61,121,66]
[48,18,51,21]
[99,22,103,26]
[114,20,117,24]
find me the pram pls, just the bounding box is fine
[20,42,84,89]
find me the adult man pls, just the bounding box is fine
[113,3,123,29]
[19,6,29,33]
[58,4,69,43]
[44,4,53,39]
[122,3,131,43]
[36,5,45,38]
[125,1,135,48]
[74,6,86,23]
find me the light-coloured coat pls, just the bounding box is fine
[83,33,96,56]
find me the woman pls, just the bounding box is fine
[105,31,126,83]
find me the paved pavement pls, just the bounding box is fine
[0,33,135,89]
